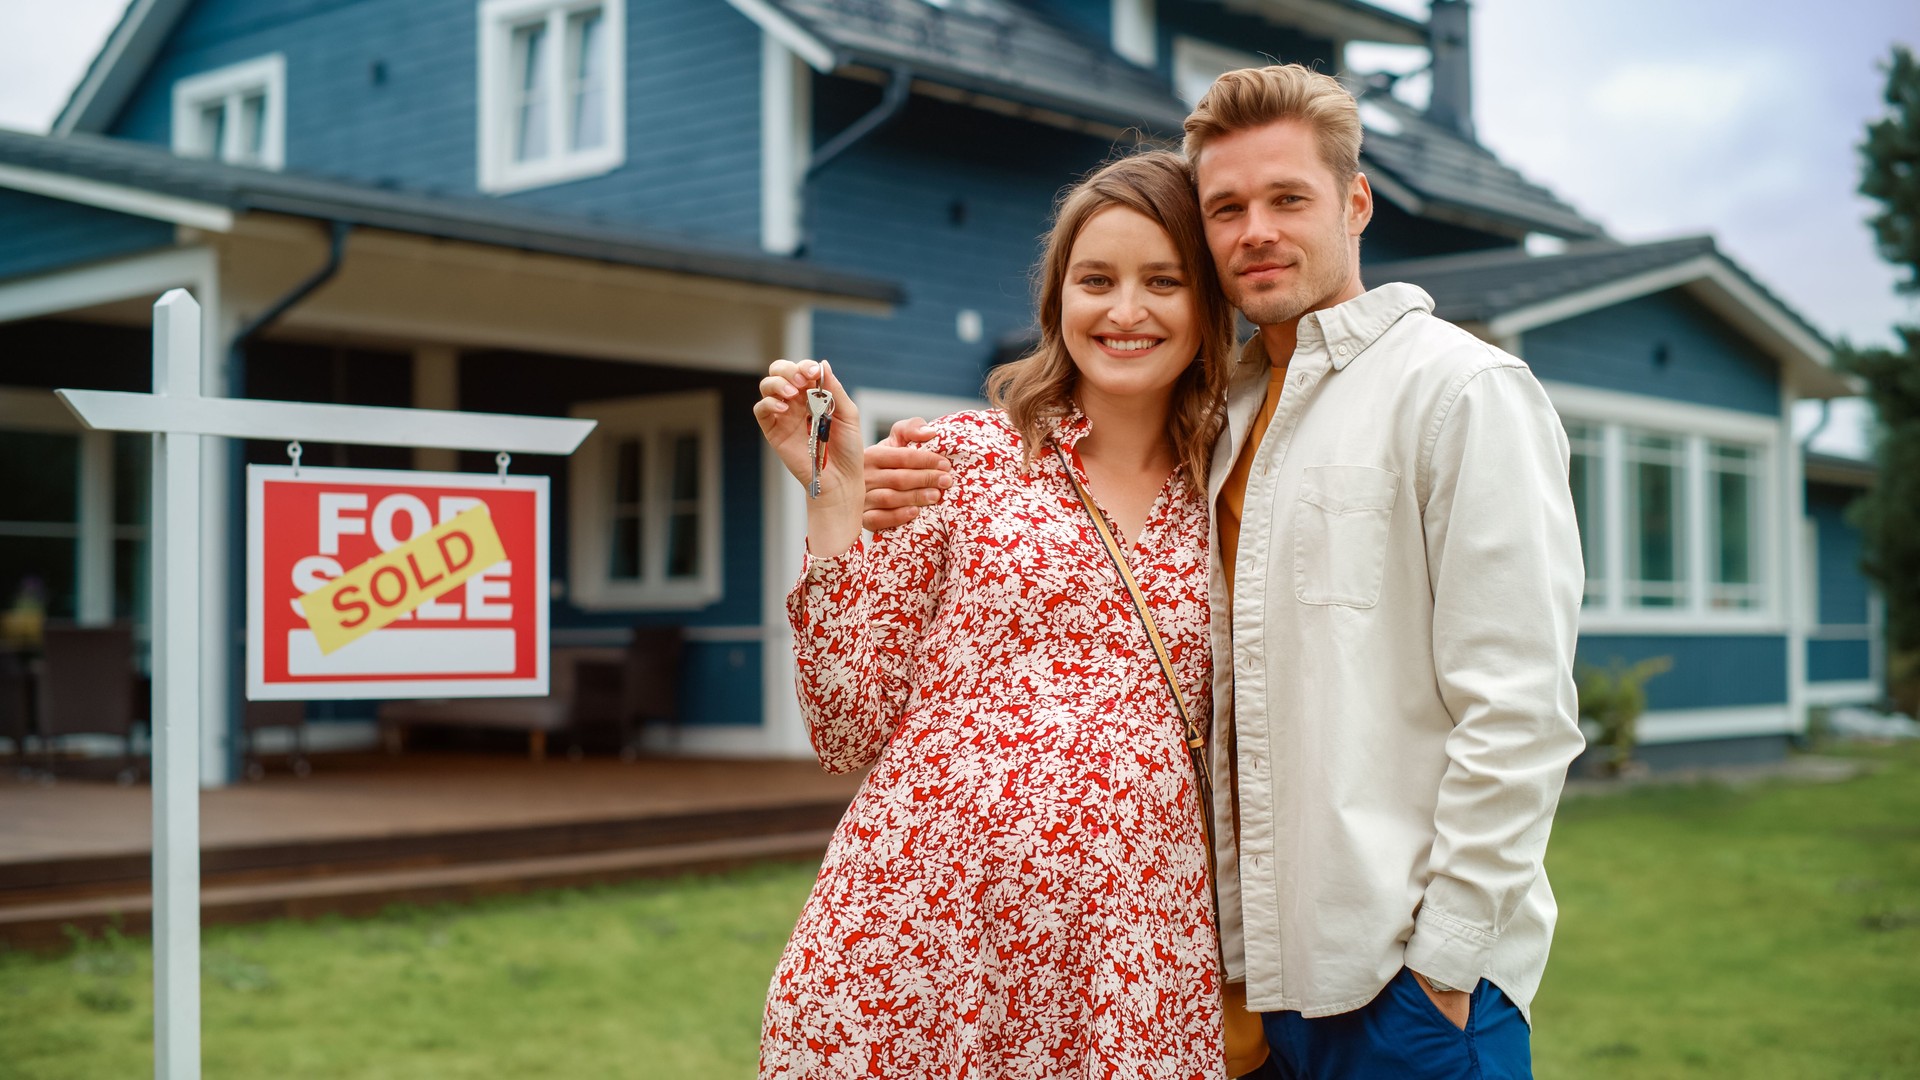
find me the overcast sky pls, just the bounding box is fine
[0,0,1914,449]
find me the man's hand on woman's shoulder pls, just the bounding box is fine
[863,417,954,531]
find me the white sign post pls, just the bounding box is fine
[58,289,595,1080]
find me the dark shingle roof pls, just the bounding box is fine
[1355,91,1604,240]
[767,0,1189,132]
[0,128,902,304]
[1371,237,1721,323]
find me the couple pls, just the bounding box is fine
[752,64,1585,1080]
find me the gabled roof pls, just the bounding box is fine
[53,0,194,136]
[1371,236,1852,398]
[1354,90,1604,240]
[0,129,902,304]
[1805,451,1875,487]
[732,0,1189,133]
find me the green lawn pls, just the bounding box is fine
[3,745,1917,1079]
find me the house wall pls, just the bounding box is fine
[1807,480,1874,685]
[1574,634,1789,712]
[1362,197,1516,265]
[105,0,765,244]
[807,81,1112,400]
[1521,288,1780,416]
[0,191,173,284]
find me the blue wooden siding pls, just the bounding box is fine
[107,0,763,244]
[0,190,173,284]
[1521,288,1780,416]
[1027,0,1110,43]
[1808,482,1869,626]
[1807,639,1871,683]
[807,82,1112,398]
[1154,4,1334,76]
[1575,634,1788,711]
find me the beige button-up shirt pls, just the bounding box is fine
[1207,282,1586,1021]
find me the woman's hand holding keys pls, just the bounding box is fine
[753,359,864,557]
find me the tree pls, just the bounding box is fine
[1841,45,1920,655]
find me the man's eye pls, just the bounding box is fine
[1209,204,1240,219]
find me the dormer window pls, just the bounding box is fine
[479,0,626,194]
[171,55,287,170]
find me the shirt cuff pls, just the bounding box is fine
[1404,905,1495,991]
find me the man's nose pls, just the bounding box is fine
[1241,204,1282,248]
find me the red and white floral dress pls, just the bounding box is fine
[761,409,1222,1080]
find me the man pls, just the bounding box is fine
[862,65,1584,1079]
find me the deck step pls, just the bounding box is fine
[0,829,834,949]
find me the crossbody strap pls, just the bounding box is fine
[1054,446,1219,898]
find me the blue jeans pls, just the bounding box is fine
[1257,967,1532,1080]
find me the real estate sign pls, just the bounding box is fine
[247,466,549,700]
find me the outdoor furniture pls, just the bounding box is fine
[574,626,683,760]
[35,624,141,783]
[374,628,684,762]
[240,699,311,780]
[0,648,31,771]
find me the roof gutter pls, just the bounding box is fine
[229,219,350,367]
[806,66,912,181]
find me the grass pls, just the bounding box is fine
[2,745,1917,1078]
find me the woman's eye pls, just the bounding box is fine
[1080,275,1111,288]
[1149,276,1183,289]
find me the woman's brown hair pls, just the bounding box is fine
[985,150,1234,490]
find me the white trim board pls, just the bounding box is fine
[721,0,837,72]
[0,163,234,233]
[1542,380,1781,444]
[1632,705,1798,745]
[1804,680,1882,708]
[0,246,216,325]
[1492,255,1849,399]
[54,0,196,136]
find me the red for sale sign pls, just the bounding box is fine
[246,466,549,700]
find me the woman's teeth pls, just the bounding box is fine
[1102,338,1158,352]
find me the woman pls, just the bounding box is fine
[752,151,1236,1078]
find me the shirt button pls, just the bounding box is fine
[1335,343,1350,356]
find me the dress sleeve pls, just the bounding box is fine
[785,482,951,774]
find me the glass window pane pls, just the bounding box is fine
[512,21,549,162]
[197,103,226,158]
[613,438,641,505]
[608,515,640,580]
[1624,431,1685,608]
[668,433,699,501]
[113,433,150,528]
[0,536,77,624]
[114,537,148,623]
[238,93,267,163]
[1709,441,1761,609]
[0,431,79,524]
[1564,422,1604,604]
[664,513,698,579]
[569,8,606,151]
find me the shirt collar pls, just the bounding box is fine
[1238,282,1435,372]
[1046,403,1093,451]
[1303,282,1434,370]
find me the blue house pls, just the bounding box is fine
[0,0,1880,782]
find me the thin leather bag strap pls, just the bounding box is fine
[1054,446,1219,891]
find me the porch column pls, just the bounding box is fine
[75,429,114,626]
[1781,381,1807,736]
[761,306,813,757]
[412,345,459,472]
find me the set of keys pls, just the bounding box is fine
[805,378,835,499]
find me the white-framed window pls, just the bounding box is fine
[170,54,287,169]
[855,388,987,446]
[1547,382,1781,632]
[568,390,720,610]
[1172,37,1263,107]
[478,0,626,194]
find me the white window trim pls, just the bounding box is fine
[1112,0,1157,67]
[855,388,986,446]
[478,0,627,195]
[1172,36,1263,107]
[170,53,287,170]
[568,390,722,611]
[1543,381,1786,635]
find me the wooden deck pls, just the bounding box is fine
[0,752,861,948]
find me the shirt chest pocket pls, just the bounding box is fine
[1292,464,1400,608]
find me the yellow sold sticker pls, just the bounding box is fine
[298,504,507,655]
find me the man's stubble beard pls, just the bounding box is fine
[1228,235,1355,330]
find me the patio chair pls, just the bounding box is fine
[574,626,683,760]
[35,624,140,783]
[0,648,31,773]
[240,699,311,780]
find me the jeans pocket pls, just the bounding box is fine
[1396,967,1472,1037]
[1292,464,1399,608]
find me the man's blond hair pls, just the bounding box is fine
[1182,64,1362,183]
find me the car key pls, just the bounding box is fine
[805,381,834,498]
